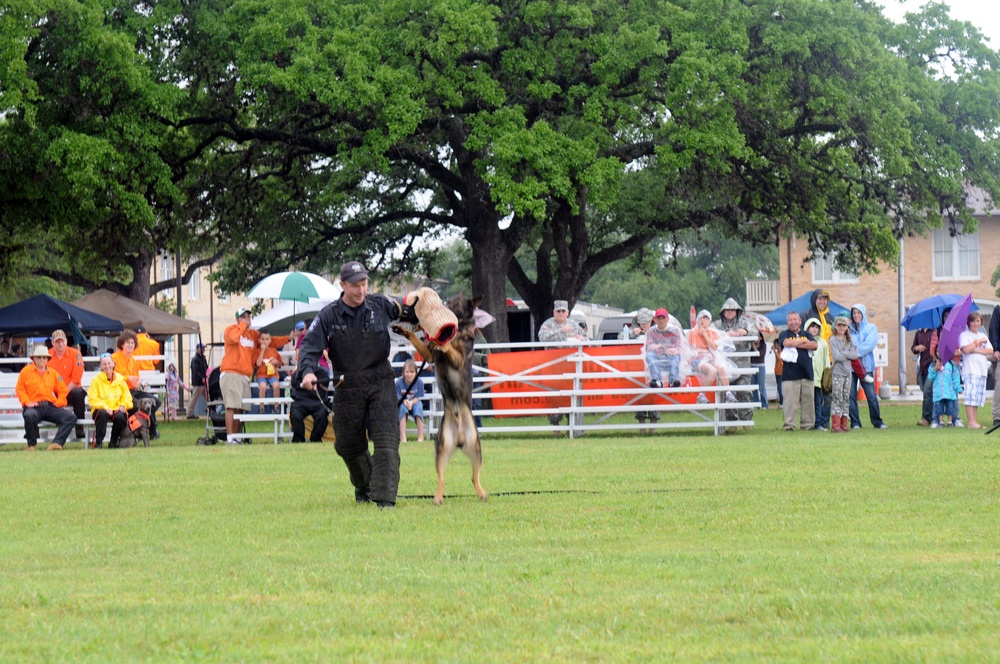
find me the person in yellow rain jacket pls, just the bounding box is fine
[88,353,134,448]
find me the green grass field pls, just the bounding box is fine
[1,405,998,661]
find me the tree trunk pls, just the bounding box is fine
[467,221,513,344]
[122,249,154,304]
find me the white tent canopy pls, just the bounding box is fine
[251,296,339,335]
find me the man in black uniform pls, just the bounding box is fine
[289,365,331,443]
[299,261,414,508]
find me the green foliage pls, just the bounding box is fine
[582,233,779,314]
[1,0,998,332]
[1,409,998,659]
[0,276,87,308]
[152,297,186,318]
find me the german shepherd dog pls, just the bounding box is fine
[393,294,488,505]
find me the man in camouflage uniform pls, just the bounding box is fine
[537,299,587,427]
[712,297,758,425]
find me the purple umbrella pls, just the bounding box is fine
[937,294,974,362]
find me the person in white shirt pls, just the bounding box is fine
[958,311,993,429]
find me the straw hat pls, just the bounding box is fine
[30,344,51,358]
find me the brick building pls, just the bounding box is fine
[772,190,999,389]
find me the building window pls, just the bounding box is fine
[932,228,979,280]
[189,267,200,300]
[811,251,858,284]
[160,253,174,281]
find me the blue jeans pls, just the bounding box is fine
[932,399,959,424]
[752,364,768,407]
[813,386,830,429]
[399,401,425,422]
[646,352,680,384]
[849,374,884,428]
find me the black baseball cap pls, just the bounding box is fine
[339,261,369,285]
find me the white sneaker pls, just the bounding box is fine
[930,422,939,428]
[953,420,964,427]
[725,391,737,403]
[696,393,709,404]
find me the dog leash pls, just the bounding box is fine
[310,376,340,418]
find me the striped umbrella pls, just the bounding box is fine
[247,272,339,303]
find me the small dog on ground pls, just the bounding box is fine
[393,293,487,505]
[119,398,153,448]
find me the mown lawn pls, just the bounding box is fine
[1,405,997,661]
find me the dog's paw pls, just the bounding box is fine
[391,324,414,339]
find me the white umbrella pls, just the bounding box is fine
[247,271,340,303]
[251,298,337,334]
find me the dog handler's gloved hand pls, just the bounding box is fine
[300,372,317,390]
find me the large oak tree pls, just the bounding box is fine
[2,0,997,338]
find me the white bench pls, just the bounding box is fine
[0,394,95,447]
[234,397,294,444]
[0,364,165,447]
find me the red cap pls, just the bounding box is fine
[654,308,669,318]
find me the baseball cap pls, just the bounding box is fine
[135,325,147,333]
[51,329,67,341]
[235,307,251,319]
[654,308,668,318]
[340,261,369,284]
[554,300,569,311]
[196,343,205,350]
[295,321,306,331]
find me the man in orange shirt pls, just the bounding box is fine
[48,329,87,440]
[134,326,161,372]
[220,308,291,444]
[15,344,77,450]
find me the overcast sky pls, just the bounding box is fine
[879,0,999,46]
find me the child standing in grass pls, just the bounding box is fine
[827,314,858,433]
[927,349,963,428]
[806,318,831,431]
[395,359,425,442]
[164,363,190,421]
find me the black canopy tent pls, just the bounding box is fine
[0,294,124,350]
